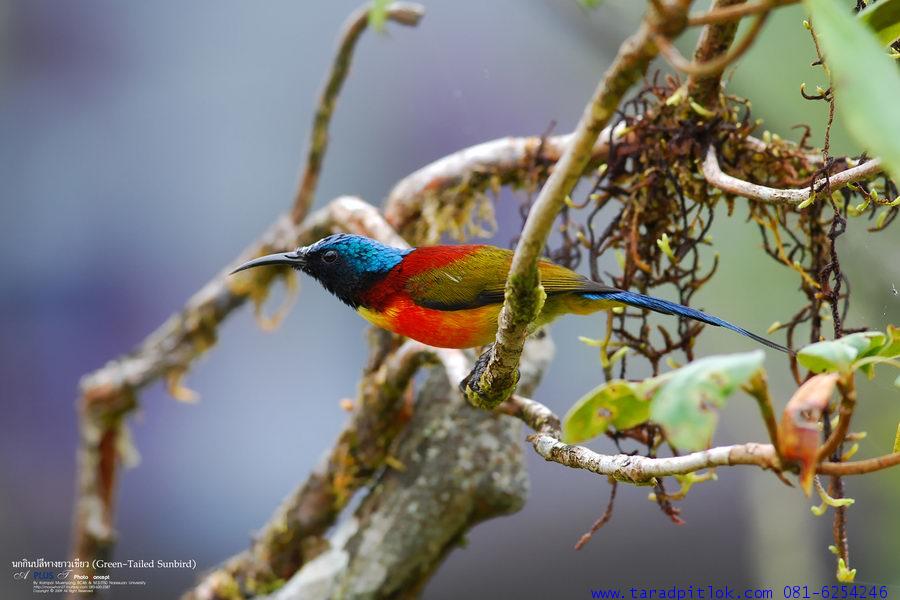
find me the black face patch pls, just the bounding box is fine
[297,234,409,308]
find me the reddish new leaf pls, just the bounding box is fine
[779,373,840,495]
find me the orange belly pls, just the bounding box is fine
[358,297,502,349]
[356,293,618,349]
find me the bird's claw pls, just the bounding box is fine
[459,345,520,409]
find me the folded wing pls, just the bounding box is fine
[403,245,613,310]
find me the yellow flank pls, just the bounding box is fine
[358,305,399,331]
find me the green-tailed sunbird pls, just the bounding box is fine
[232,234,787,352]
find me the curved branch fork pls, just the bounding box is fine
[703,146,884,206]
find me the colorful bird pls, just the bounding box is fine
[232,233,787,352]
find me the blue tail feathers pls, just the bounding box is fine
[582,290,789,353]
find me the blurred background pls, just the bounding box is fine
[1,0,898,598]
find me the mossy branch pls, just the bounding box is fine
[71,197,404,573]
[383,126,623,244]
[185,339,446,599]
[461,0,692,409]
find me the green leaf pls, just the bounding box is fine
[562,379,652,444]
[836,557,857,583]
[840,330,887,357]
[578,0,603,8]
[798,339,859,373]
[893,423,900,453]
[840,330,888,377]
[650,351,765,451]
[879,324,900,358]
[797,327,898,374]
[369,0,390,32]
[858,0,900,46]
[805,0,900,183]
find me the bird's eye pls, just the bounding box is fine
[322,249,338,263]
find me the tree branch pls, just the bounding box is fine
[71,197,405,572]
[383,126,623,243]
[185,339,452,599]
[461,0,692,409]
[687,0,798,27]
[817,452,900,476]
[686,0,749,108]
[501,395,900,483]
[702,146,884,205]
[533,435,781,482]
[290,2,424,224]
[744,372,782,458]
[817,374,856,462]
[655,9,768,79]
[253,333,555,599]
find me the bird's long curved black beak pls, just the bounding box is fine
[230,249,307,275]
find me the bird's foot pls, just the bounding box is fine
[459,344,519,410]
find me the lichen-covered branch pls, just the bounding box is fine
[501,395,900,483]
[383,126,623,244]
[534,436,781,483]
[290,2,424,223]
[72,197,404,572]
[185,338,445,599]
[255,333,555,599]
[461,0,692,410]
[703,146,884,205]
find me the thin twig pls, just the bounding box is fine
[461,0,693,409]
[817,374,856,463]
[702,146,883,205]
[817,452,900,475]
[574,481,618,550]
[290,2,425,224]
[688,0,798,26]
[744,371,782,459]
[655,10,769,78]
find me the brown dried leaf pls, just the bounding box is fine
[253,268,298,332]
[778,373,840,495]
[166,367,200,403]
